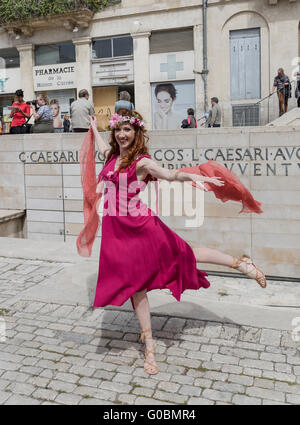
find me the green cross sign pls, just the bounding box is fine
[160,54,184,79]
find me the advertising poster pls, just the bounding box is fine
[151,80,195,130]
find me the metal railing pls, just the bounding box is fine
[197,80,299,128]
[255,79,298,125]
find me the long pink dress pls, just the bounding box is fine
[93,153,210,310]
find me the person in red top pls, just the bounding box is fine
[10,89,31,134]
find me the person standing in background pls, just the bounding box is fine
[181,108,197,128]
[9,89,31,134]
[115,91,134,113]
[31,94,54,133]
[295,62,300,108]
[63,114,71,132]
[271,68,291,116]
[70,89,95,132]
[207,97,222,128]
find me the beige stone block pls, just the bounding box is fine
[249,130,300,147]
[198,229,251,247]
[26,175,62,187]
[253,232,300,250]
[0,140,23,151]
[0,174,24,187]
[250,176,300,191]
[0,152,22,162]
[61,134,91,150]
[26,198,63,211]
[196,130,249,148]
[23,134,63,150]
[251,190,300,206]
[202,216,251,233]
[149,131,197,149]
[0,194,25,210]
[0,163,24,175]
[65,235,101,245]
[64,200,83,212]
[65,222,84,236]
[62,164,81,175]
[64,175,81,187]
[65,211,84,224]
[251,218,300,234]
[27,210,64,222]
[63,188,83,200]
[25,187,62,199]
[25,163,62,175]
[254,247,300,266]
[252,204,300,220]
[204,200,243,218]
[27,232,64,241]
[27,221,63,234]
[65,222,101,237]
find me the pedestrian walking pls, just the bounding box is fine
[271,68,291,116]
[207,97,222,128]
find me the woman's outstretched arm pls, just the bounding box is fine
[90,116,110,158]
[138,158,224,190]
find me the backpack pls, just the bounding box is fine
[181,117,197,129]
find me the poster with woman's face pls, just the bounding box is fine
[47,89,75,129]
[151,81,195,130]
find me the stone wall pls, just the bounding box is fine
[0,126,299,278]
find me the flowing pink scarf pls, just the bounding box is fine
[180,160,263,214]
[77,131,262,257]
[76,129,103,257]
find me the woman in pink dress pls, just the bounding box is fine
[78,109,266,376]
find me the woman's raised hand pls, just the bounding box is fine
[205,176,225,187]
[190,175,224,191]
[190,175,208,191]
[90,115,98,131]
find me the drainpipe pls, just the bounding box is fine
[202,0,208,113]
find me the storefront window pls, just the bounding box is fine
[0,48,20,68]
[92,36,133,59]
[35,42,76,66]
[150,28,193,54]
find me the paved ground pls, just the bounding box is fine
[0,254,300,405]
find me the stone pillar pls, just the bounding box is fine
[72,37,92,100]
[193,25,204,118]
[131,32,152,128]
[17,44,35,100]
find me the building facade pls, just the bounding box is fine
[0,0,299,131]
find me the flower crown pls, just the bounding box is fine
[109,113,145,130]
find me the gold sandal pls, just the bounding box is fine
[232,254,267,288]
[140,328,159,375]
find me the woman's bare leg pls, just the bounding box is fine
[192,246,263,281]
[132,290,157,374]
[192,247,234,268]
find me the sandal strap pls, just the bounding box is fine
[140,328,152,342]
[232,254,267,288]
[144,361,158,369]
[231,257,241,269]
